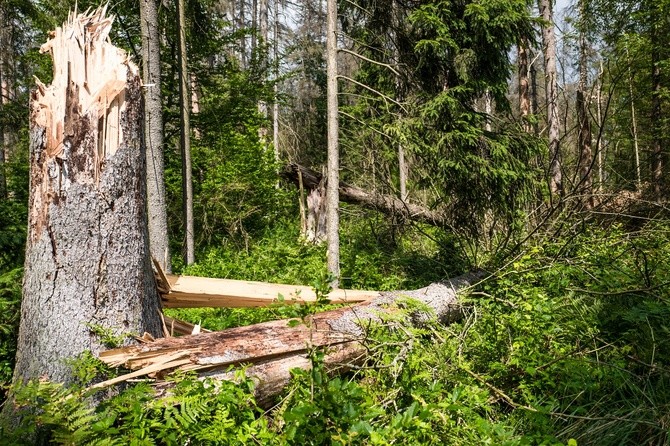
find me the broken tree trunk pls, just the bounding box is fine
[99,272,482,406]
[283,163,447,228]
[158,273,379,308]
[12,8,162,386]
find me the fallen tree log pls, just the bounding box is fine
[282,163,448,227]
[99,272,483,406]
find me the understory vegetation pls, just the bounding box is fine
[1,216,669,444]
[2,0,670,443]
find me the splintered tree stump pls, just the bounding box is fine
[12,8,161,385]
[99,273,482,406]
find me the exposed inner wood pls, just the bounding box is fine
[161,274,378,308]
[98,273,482,405]
[152,259,379,308]
[34,7,129,160]
[29,6,137,243]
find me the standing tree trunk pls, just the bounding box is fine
[391,0,408,202]
[257,0,269,148]
[272,0,280,162]
[624,44,641,190]
[177,0,195,265]
[140,0,171,273]
[11,8,162,386]
[576,0,593,208]
[239,0,247,68]
[650,10,664,199]
[596,59,605,189]
[518,40,532,134]
[326,0,340,286]
[539,0,562,199]
[530,51,540,136]
[0,1,15,199]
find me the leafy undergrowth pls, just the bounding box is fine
[0,269,21,403]
[2,222,669,445]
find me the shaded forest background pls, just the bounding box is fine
[0,0,669,444]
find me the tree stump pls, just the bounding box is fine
[12,7,162,385]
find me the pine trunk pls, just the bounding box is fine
[257,0,269,147]
[577,0,593,208]
[650,17,664,199]
[12,8,162,386]
[140,0,171,273]
[326,0,340,286]
[177,0,195,265]
[518,40,532,134]
[0,2,14,199]
[539,0,562,198]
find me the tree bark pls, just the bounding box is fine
[257,0,269,148]
[539,0,562,198]
[576,0,593,208]
[306,185,327,243]
[650,7,664,200]
[272,0,280,162]
[518,40,532,134]
[0,1,15,199]
[140,0,171,273]
[283,164,448,227]
[177,0,195,265]
[100,272,483,407]
[326,0,340,286]
[624,45,641,190]
[12,8,162,386]
[530,51,540,136]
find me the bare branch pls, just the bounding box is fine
[338,47,401,77]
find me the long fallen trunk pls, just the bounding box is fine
[99,272,482,406]
[282,163,447,227]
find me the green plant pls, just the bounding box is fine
[84,323,133,349]
[0,268,21,403]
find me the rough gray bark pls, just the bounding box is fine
[177,0,195,265]
[539,0,562,198]
[140,0,171,273]
[326,0,340,286]
[12,8,162,386]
